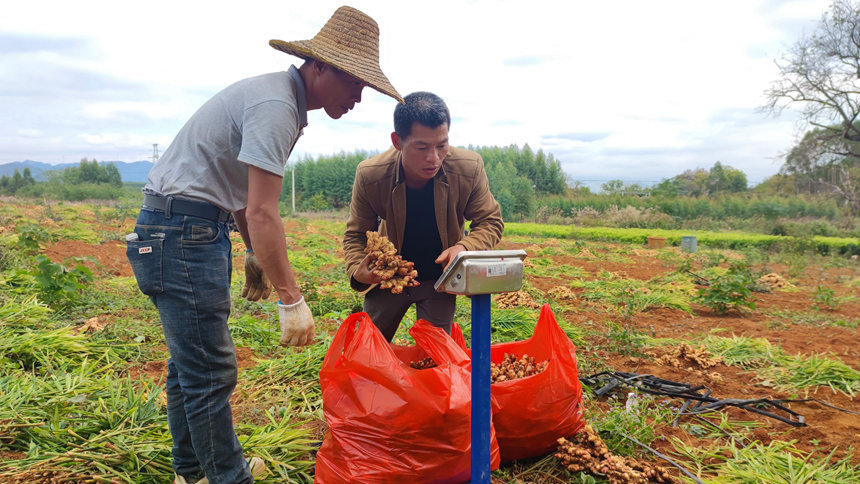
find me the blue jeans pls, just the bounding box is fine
[126,207,253,484]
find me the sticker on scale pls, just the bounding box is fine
[139,246,153,254]
[486,263,506,277]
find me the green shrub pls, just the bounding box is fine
[30,255,94,310]
[696,271,757,315]
[812,284,839,310]
[15,222,51,253]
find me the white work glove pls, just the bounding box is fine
[241,250,272,301]
[278,296,315,346]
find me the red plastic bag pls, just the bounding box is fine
[389,321,467,364]
[467,304,586,462]
[315,313,500,483]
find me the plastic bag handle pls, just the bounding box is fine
[342,313,365,351]
[451,322,468,350]
[322,312,368,369]
[409,320,471,367]
[532,303,580,372]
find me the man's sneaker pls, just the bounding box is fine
[173,457,268,484]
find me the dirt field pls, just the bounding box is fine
[42,222,860,472]
[498,239,860,466]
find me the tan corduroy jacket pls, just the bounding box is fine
[344,146,504,291]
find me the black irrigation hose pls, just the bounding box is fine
[678,398,805,427]
[577,371,860,480]
[690,388,712,411]
[785,398,860,416]
[683,270,711,286]
[619,432,706,484]
[580,371,807,427]
[672,399,691,427]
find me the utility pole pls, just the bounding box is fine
[151,144,160,164]
[291,164,296,215]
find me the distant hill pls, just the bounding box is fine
[0,160,153,183]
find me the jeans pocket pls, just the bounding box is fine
[126,236,164,295]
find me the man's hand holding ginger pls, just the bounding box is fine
[362,231,419,294]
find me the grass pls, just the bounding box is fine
[504,223,860,255]
[569,269,694,316]
[585,393,676,456]
[0,365,175,482]
[702,335,860,396]
[239,345,328,421]
[671,439,860,483]
[766,309,859,328]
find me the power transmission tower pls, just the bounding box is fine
[151,144,160,164]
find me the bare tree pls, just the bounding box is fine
[763,0,860,214]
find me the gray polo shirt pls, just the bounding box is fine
[145,65,308,212]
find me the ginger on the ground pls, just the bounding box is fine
[495,291,540,309]
[365,231,419,294]
[555,426,677,483]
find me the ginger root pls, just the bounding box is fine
[490,353,549,383]
[555,426,677,483]
[365,231,419,294]
[409,356,437,369]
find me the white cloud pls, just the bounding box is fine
[16,128,43,138]
[82,101,191,121]
[0,0,838,185]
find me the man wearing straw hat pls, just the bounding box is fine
[126,6,401,484]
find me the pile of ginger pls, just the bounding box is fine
[490,353,548,383]
[556,426,677,483]
[365,231,419,294]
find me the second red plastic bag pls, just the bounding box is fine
[466,304,586,462]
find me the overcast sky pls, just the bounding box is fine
[0,0,835,187]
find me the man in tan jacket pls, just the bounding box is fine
[343,91,504,341]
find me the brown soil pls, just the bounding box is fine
[44,239,134,278]
[125,346,258,383]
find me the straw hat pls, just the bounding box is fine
[270,6,403,104]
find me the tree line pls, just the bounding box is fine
[0,167,36,194]
[0,158,123,199]
[281,144,567,220]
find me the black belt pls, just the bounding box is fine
[143,194,230,222]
